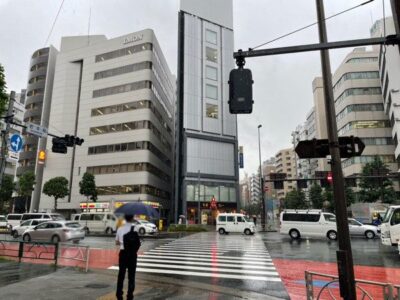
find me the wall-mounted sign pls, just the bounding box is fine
[123,34,144,45]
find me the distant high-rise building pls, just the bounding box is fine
[275,148,297,200]
[40,30,175,217]
[175,0,239,224]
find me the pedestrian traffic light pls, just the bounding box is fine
[38,150,46,164]
[327,172,333,185]
[52,137,67,154]
[228,52,254,114]
[297,179,308,190]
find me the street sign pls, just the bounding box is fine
[9,134,23,152]
[26,123,48,138]
[295,136,365,159]
[6,151,19,162]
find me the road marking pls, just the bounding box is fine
[145,250,272,261]
[108,266,281,282]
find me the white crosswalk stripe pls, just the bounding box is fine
[108,232,281,282]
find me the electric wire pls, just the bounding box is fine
[250,0,375,51]
[44,0,66,46]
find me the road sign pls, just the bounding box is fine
[295,136,365,159]
[7,151,19,162]
[9,134,23,152]
[26,123,48,138]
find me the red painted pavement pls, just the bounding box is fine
[273,258,400,300]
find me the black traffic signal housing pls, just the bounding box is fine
[228,67,254,114]
[297,179,308,190]
[64,135,84,147]
[52,137,67,154]
[270,173,286,190]
[316,171,332,188]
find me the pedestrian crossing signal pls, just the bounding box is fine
[38,150,46,164]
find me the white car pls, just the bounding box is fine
[11,219,50,238]
[348,218,379,239]
[0,215,7,229]
[133,219,158,236]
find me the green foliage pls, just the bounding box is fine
[168,224,208,232]
[323,186,334,212]
[79,172,97,202]
[358,156,396,203]
[0,64,8,117]
[43,177,69,210]
[0,175,15,213]
[309,184,324,209]
[345,186,356,206]
[284,189,308,209]
[17,171,35,197]
[243,201,262,216]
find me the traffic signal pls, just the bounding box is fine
[52,137,67,154]
[38,150,46,165]
[64,135,84,147]
[270,173,286,189]
[316,171,332,188]
[327,172,333,185]
[297,179,308,190]
[228,68,254,114]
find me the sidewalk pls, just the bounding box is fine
[0,264,284,300]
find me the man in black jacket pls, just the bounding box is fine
[115,215,140,300]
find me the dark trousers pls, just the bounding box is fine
[116,250,137,300]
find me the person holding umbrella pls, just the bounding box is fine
[115,214,140,300]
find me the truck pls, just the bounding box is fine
[380,205,400,255]
[349,202,389,224]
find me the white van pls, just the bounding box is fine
[280,210,338,240]
[380,205,400,254]
[216,213,256,235]
[6,214,23,230]
[21,213,65,223]
[72,213,116,234]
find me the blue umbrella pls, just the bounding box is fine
[115,202,159,219]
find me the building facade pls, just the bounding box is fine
[175,0,239,224]
[275,148,297,200]
[18,47,58,211]
[39,30,175,218]
[333,47,397,176]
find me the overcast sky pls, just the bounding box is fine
[0,0,392,178]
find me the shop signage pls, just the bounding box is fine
[123,34,144,45]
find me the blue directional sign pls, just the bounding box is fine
[9,134,23,152]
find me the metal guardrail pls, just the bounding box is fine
[0,240,90,272]
[305,271,398,300]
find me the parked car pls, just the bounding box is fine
[6,214,22,230]
[11,219,50,238]
[133,219,158,236]
[72,213,116,234]
[280,210,338,240]
[21,213,65,223]
[216,213,256,235]
[348,218,379,239]
[0,215,7,229]
[22,221,85,243]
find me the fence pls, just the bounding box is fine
[305,271,400,300]
[0,240,90,272]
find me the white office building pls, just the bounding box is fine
[40,30,175,217]
[174,0,239,224]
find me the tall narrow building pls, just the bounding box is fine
[40,30,175,217]
[175,0,239,224]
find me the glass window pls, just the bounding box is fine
[93,214,104,221]
[21,220,31,226]
[229,187,236,203]
[324,214,336,223]
[227,216,235,222]
[206,103,218,119]
[95,43,152,62]
[206,47,218,63]
[237,216,245,222]
[205,29,217,45]
[391,209,400,226]
[206,84,218,99]
[205,66,218,81]
[218,216,226,222]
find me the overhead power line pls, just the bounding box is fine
[44,0,65,46]
[250,0,375,51]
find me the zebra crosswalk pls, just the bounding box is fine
[108,232,281,282]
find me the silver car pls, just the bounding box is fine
[133,219,158,236]
[23,221,85,243]
[348,218,379,239]
[11,219,50,238]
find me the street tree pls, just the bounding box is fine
[79,172,97,208]
[43,177,69,211]
[0,175,14,213]
[283,189,307,209]
[0,64,8,117]
[244,201,262,216]
[309,184,324,209]
[358,156,396,203]
[17,171,35,212]
[345,186,356,207]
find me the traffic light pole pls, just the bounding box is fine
[316,1,355,298]
[0,91,15,189]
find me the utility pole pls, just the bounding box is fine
[0,91,15,189]
[316,1,356,299]
[257,125,266,231]
[391,0,400,38]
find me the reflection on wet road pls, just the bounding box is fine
[109,232,289,299]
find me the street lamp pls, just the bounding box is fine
[257,125,266,231]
